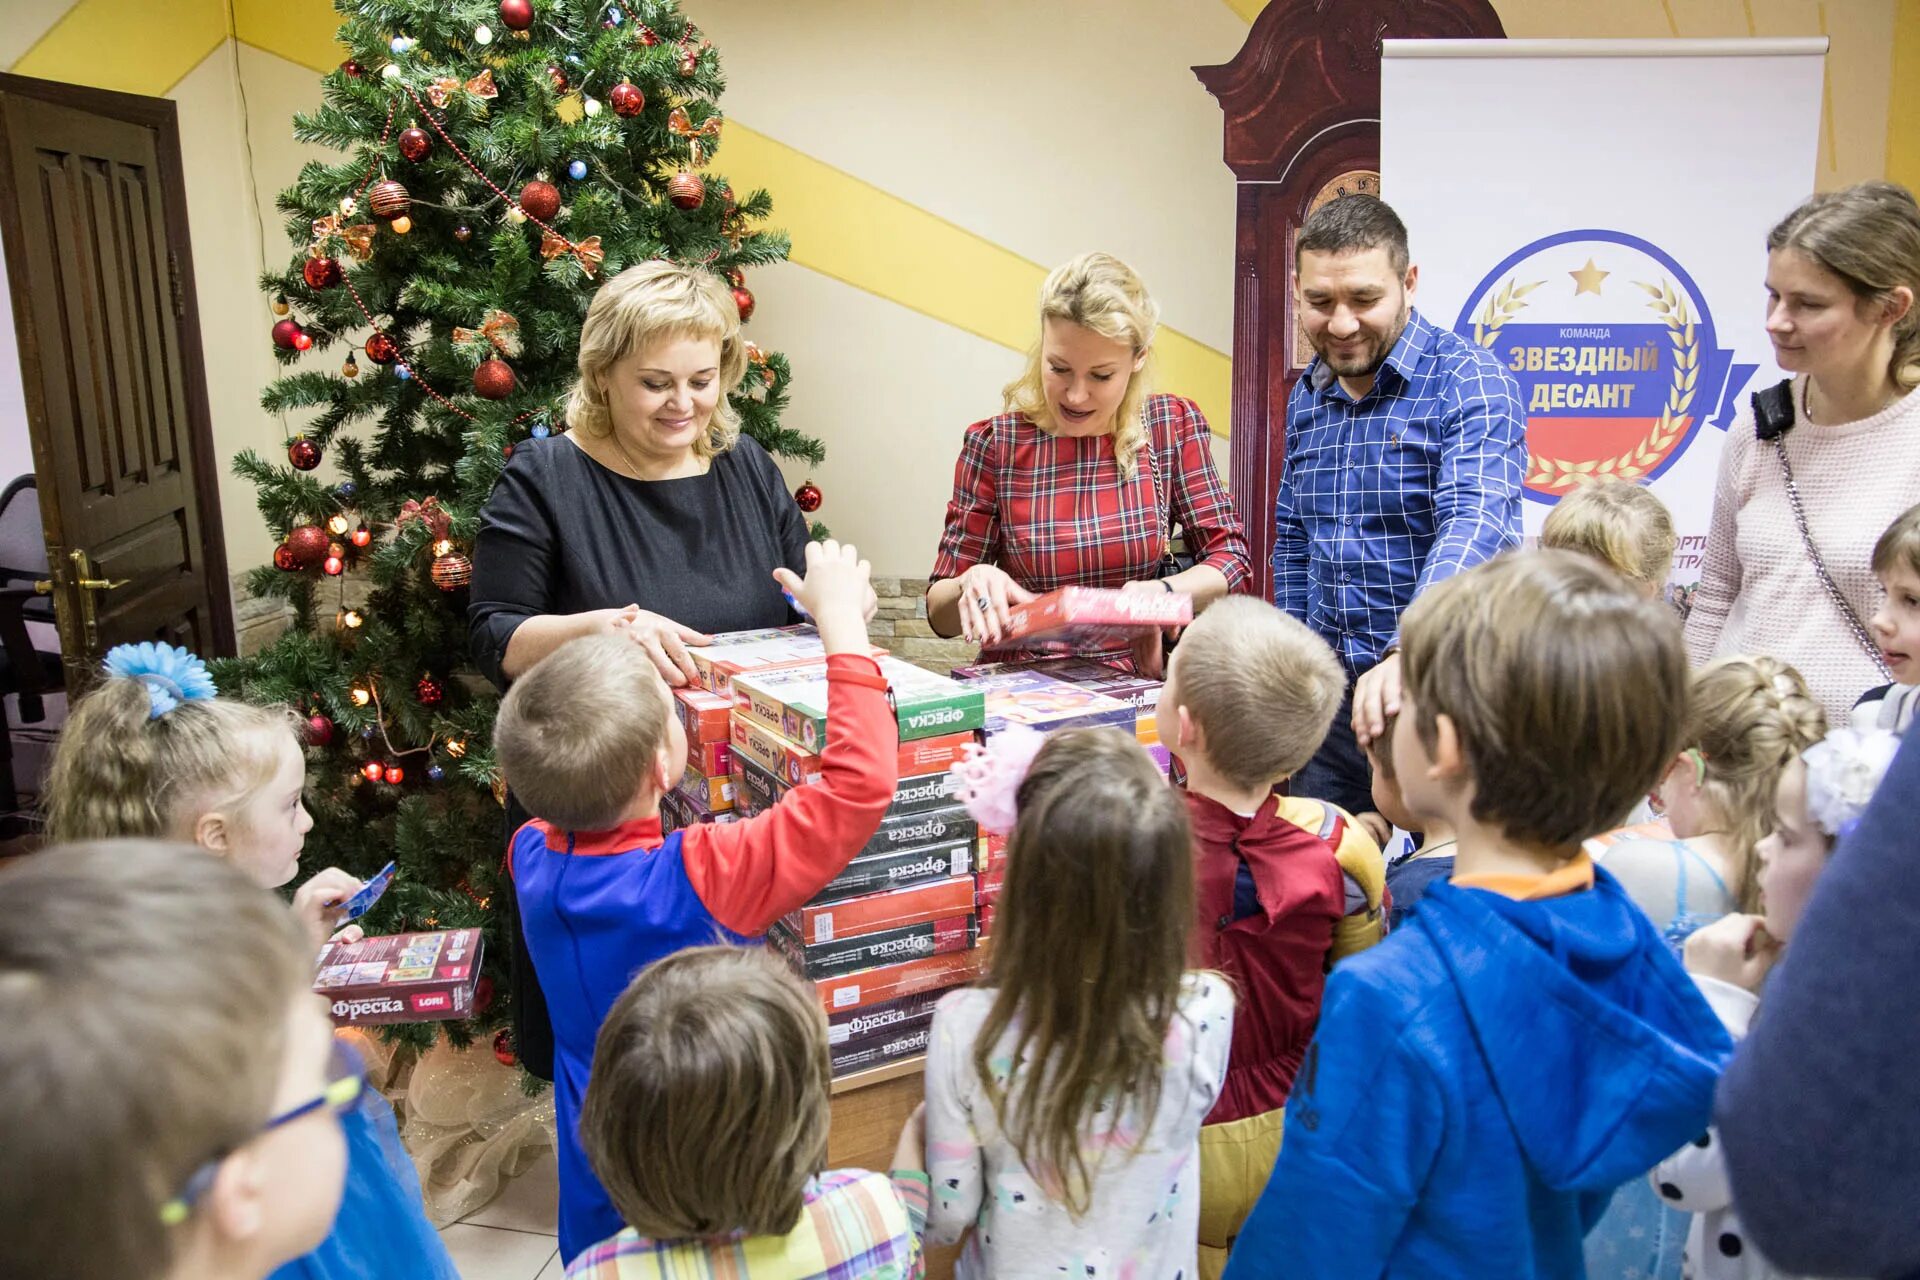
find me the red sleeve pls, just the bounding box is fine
[681,655,901,935]
[1168,398,1253,594]
[929,419,1000,583]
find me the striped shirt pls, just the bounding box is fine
[1272,308,1526,674]
[565,1169,929,1280]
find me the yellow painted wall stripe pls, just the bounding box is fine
[1220,0,1269,24]
[12,0,226,97]
[1886,0,1920,193]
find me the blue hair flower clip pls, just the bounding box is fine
[102,642,218,720]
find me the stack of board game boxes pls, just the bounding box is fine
[660,625,992,1078]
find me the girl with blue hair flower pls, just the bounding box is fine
[44,643,457,1280]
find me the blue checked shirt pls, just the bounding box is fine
[1272,308,1526,675]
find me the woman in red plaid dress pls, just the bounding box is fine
[926,252,1251,674]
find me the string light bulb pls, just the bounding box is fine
[327,514,350,536]
[350,685,372,707]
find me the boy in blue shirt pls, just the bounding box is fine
[1226,550,1733,1279]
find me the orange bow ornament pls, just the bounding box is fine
[310,215,376,262]
[396,496,451,539]
[540,231,605,278]
[451,309,522,358]
[426,70,497,108]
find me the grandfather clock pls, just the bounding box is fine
[1195,0,1504,590]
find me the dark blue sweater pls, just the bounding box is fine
[1716,729,1920,1278]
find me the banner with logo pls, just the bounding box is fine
[1381,37,1826,601]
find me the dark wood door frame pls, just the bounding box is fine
[0,72,235,658]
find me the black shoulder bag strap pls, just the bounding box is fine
[1754,379,1892,680]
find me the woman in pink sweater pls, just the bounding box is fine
[1687,182,1920,724]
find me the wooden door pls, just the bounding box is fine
[1195,0,1505,588]
[0,74,232,683]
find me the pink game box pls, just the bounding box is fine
[313,928,485,1026]
[997,587,1192,650]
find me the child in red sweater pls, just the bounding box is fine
[493,539,900,1265]
[1159,596,1389,1279]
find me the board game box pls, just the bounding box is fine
[995,586,1192,650]
[813,948,985,1015]
[967,667,1137,738]
[831,1017,934,1077]
[768,914,974,980]
[674,764,732,813]
[691,625,888,699]
[313,928,485,1026]
[673,686,732,745]
[826,988,947,1075]
[729,713,973,790]
[660,788,737,833]
[732,656,984,749]
[781,875,976,945]
[812,836,976,905]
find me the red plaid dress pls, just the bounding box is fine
[931,393,1251,661]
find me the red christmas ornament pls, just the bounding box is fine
[453,224,473,243]
[431,551,475,591]
[727,266,745,288]
[795,480,823,513]
[492,1028,516,1067]
[273,543,301,571]
[367,180,410,221]
[341,59,364,78]
[351,524,372,548]
[472,358,516,400]
[635,24,659,46]
[731,285,755,323]
[303,256,343,289]
[286,524,330,568]
[362,762,385,782]
[474,975,496,1013]
[397,127,432,163]
[271,318,305,350]
[609,81,645,117]
[546,64,569,93]
[666,171,705,210]
[288,437,322,470]
[364,331,399,365]
[498,0,534,31]
[306,713,335,747]
[322,555,344,576]
[415,676,444,707]
[518,180,560,222]
[384,764,405,785]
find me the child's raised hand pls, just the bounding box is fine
[772,539,872,654]
[291,867,364,947]
[1682,912,1779,993]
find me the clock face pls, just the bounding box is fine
[1293,169,1383,368]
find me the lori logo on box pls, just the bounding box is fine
[411,992,452,1013]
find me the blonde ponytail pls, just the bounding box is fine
[1686,656,1828,911]
[45,679,299,843]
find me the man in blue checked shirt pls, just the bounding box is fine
[1275,195,1526,829]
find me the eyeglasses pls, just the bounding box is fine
[159,1041,365,1226]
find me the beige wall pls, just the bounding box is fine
[2,0,1908,588]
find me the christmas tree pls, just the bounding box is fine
[216,0,820,1057]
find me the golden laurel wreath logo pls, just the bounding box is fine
[1472,275,1701,490]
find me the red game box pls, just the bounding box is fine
[813,948,985,1015]
[730,713,974,789]
[780,875,977,945]
[313,929,485,1026]
[673,686,732,745]
[998,587,1192,650]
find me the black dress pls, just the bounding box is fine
[469,432,810,1078]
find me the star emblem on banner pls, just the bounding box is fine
[1569,258,1610,296]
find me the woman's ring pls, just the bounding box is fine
[975,593,992,611]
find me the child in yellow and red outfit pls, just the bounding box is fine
[1158,597,1388,1279]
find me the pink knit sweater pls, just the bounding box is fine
[1685,376,1920,725]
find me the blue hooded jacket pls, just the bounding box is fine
[1223,866,1734,1279]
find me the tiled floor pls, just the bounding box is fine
[438,1150,564,1279]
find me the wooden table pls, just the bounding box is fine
[828,1056,960,1279]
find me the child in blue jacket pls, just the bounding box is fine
[1225,550,1734,1279]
